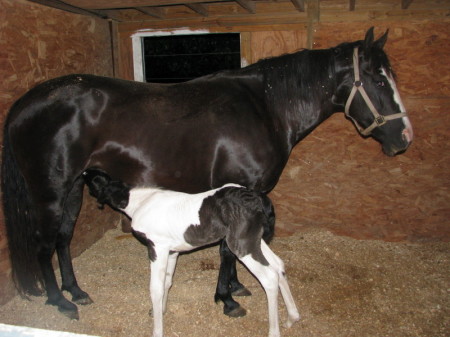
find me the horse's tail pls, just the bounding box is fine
[260,193,275,244]
[1,123,44,296]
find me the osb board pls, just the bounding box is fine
[270,98,450,242]
[311,21,450,98]
[249,30,308,63]
[0,0,113,128]
[0,0,115,304]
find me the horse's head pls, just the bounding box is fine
[334,27,413,156]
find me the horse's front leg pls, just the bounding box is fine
[214,240,248,317]
[150,248,170,337]
[58,179,93,306]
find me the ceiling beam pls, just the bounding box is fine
[290,0,305,12]
[401,0,414,9]
[28,0,109,18]
[185,3,209,16]
[136,6,165,18]
[64,0,228,9]
[349,0,355,11]
[235,0,256,14]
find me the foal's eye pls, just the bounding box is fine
[376,80,386,87]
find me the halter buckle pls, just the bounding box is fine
[375,115,386,126]
[354,80,362,87]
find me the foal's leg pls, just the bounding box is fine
[162,252,178,314]
[150,247,170,337]
[239,254,281,337]
[58,178,93,305]
[260,241,300,328]
[215,240,247,317]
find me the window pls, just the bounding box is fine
[133,32,241,83]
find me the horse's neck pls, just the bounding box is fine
[256,49,337,149]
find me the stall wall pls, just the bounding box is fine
[0,0,118,304]
[271,21,450,241]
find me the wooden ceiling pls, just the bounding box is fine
[28,0,449,26]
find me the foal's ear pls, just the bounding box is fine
[374,29,389,50]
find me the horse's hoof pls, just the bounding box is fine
[46,298,79,320]
[73,295,93,305]
[232,286,252,297]
[225,305,246,318]
[59,306,80,320]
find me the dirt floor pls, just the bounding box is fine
[0,226,448,337]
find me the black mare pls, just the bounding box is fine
[2,28,413,320]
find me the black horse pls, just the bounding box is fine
[2,28,412,320]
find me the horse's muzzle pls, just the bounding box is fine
[382,137,412,157]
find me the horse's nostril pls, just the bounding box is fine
[402,128,412,143]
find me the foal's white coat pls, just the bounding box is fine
[120,184,300,337]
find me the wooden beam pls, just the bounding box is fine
[27,0,109,18]
[349,0,355,11]
[235,0,256,14]
[65,0,227,9]
[136,6,165,18]
[401,0,414,9]
[307,0,319,49]
[290,0,304,12]
[185,3,209,16]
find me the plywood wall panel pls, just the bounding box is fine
[270,21,450,242]
[312,21,450,98]
[250,30,308,62]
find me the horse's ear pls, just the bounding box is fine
[363,27,375,53]
[374,29,389,50]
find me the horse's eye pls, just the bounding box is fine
[376,80,386,87]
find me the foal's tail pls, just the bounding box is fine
[1,125,43,296]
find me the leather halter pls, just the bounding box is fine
[344,47,407,136]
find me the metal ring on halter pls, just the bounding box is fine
[344,47,407,136]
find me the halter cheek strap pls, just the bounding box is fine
[344,47,407,136]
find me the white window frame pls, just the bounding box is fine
[131,28,244,82]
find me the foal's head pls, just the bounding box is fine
[82,168,130,210]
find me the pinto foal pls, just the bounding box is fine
[82,168,299,337]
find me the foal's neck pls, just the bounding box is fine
[122,187,161,218]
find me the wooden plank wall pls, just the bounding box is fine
[0,0,118,304]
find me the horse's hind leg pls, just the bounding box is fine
[35,203,79,319]
[57,177,93,305]
[214,241,247,317]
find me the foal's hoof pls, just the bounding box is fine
[232,286,252,297]
[225,305,247,318]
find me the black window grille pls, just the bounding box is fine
[143,33,241,83]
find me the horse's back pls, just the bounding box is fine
[5,73,286,192]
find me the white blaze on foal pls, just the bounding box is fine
[82,169,300,337]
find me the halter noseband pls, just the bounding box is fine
[344,47,407,136]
